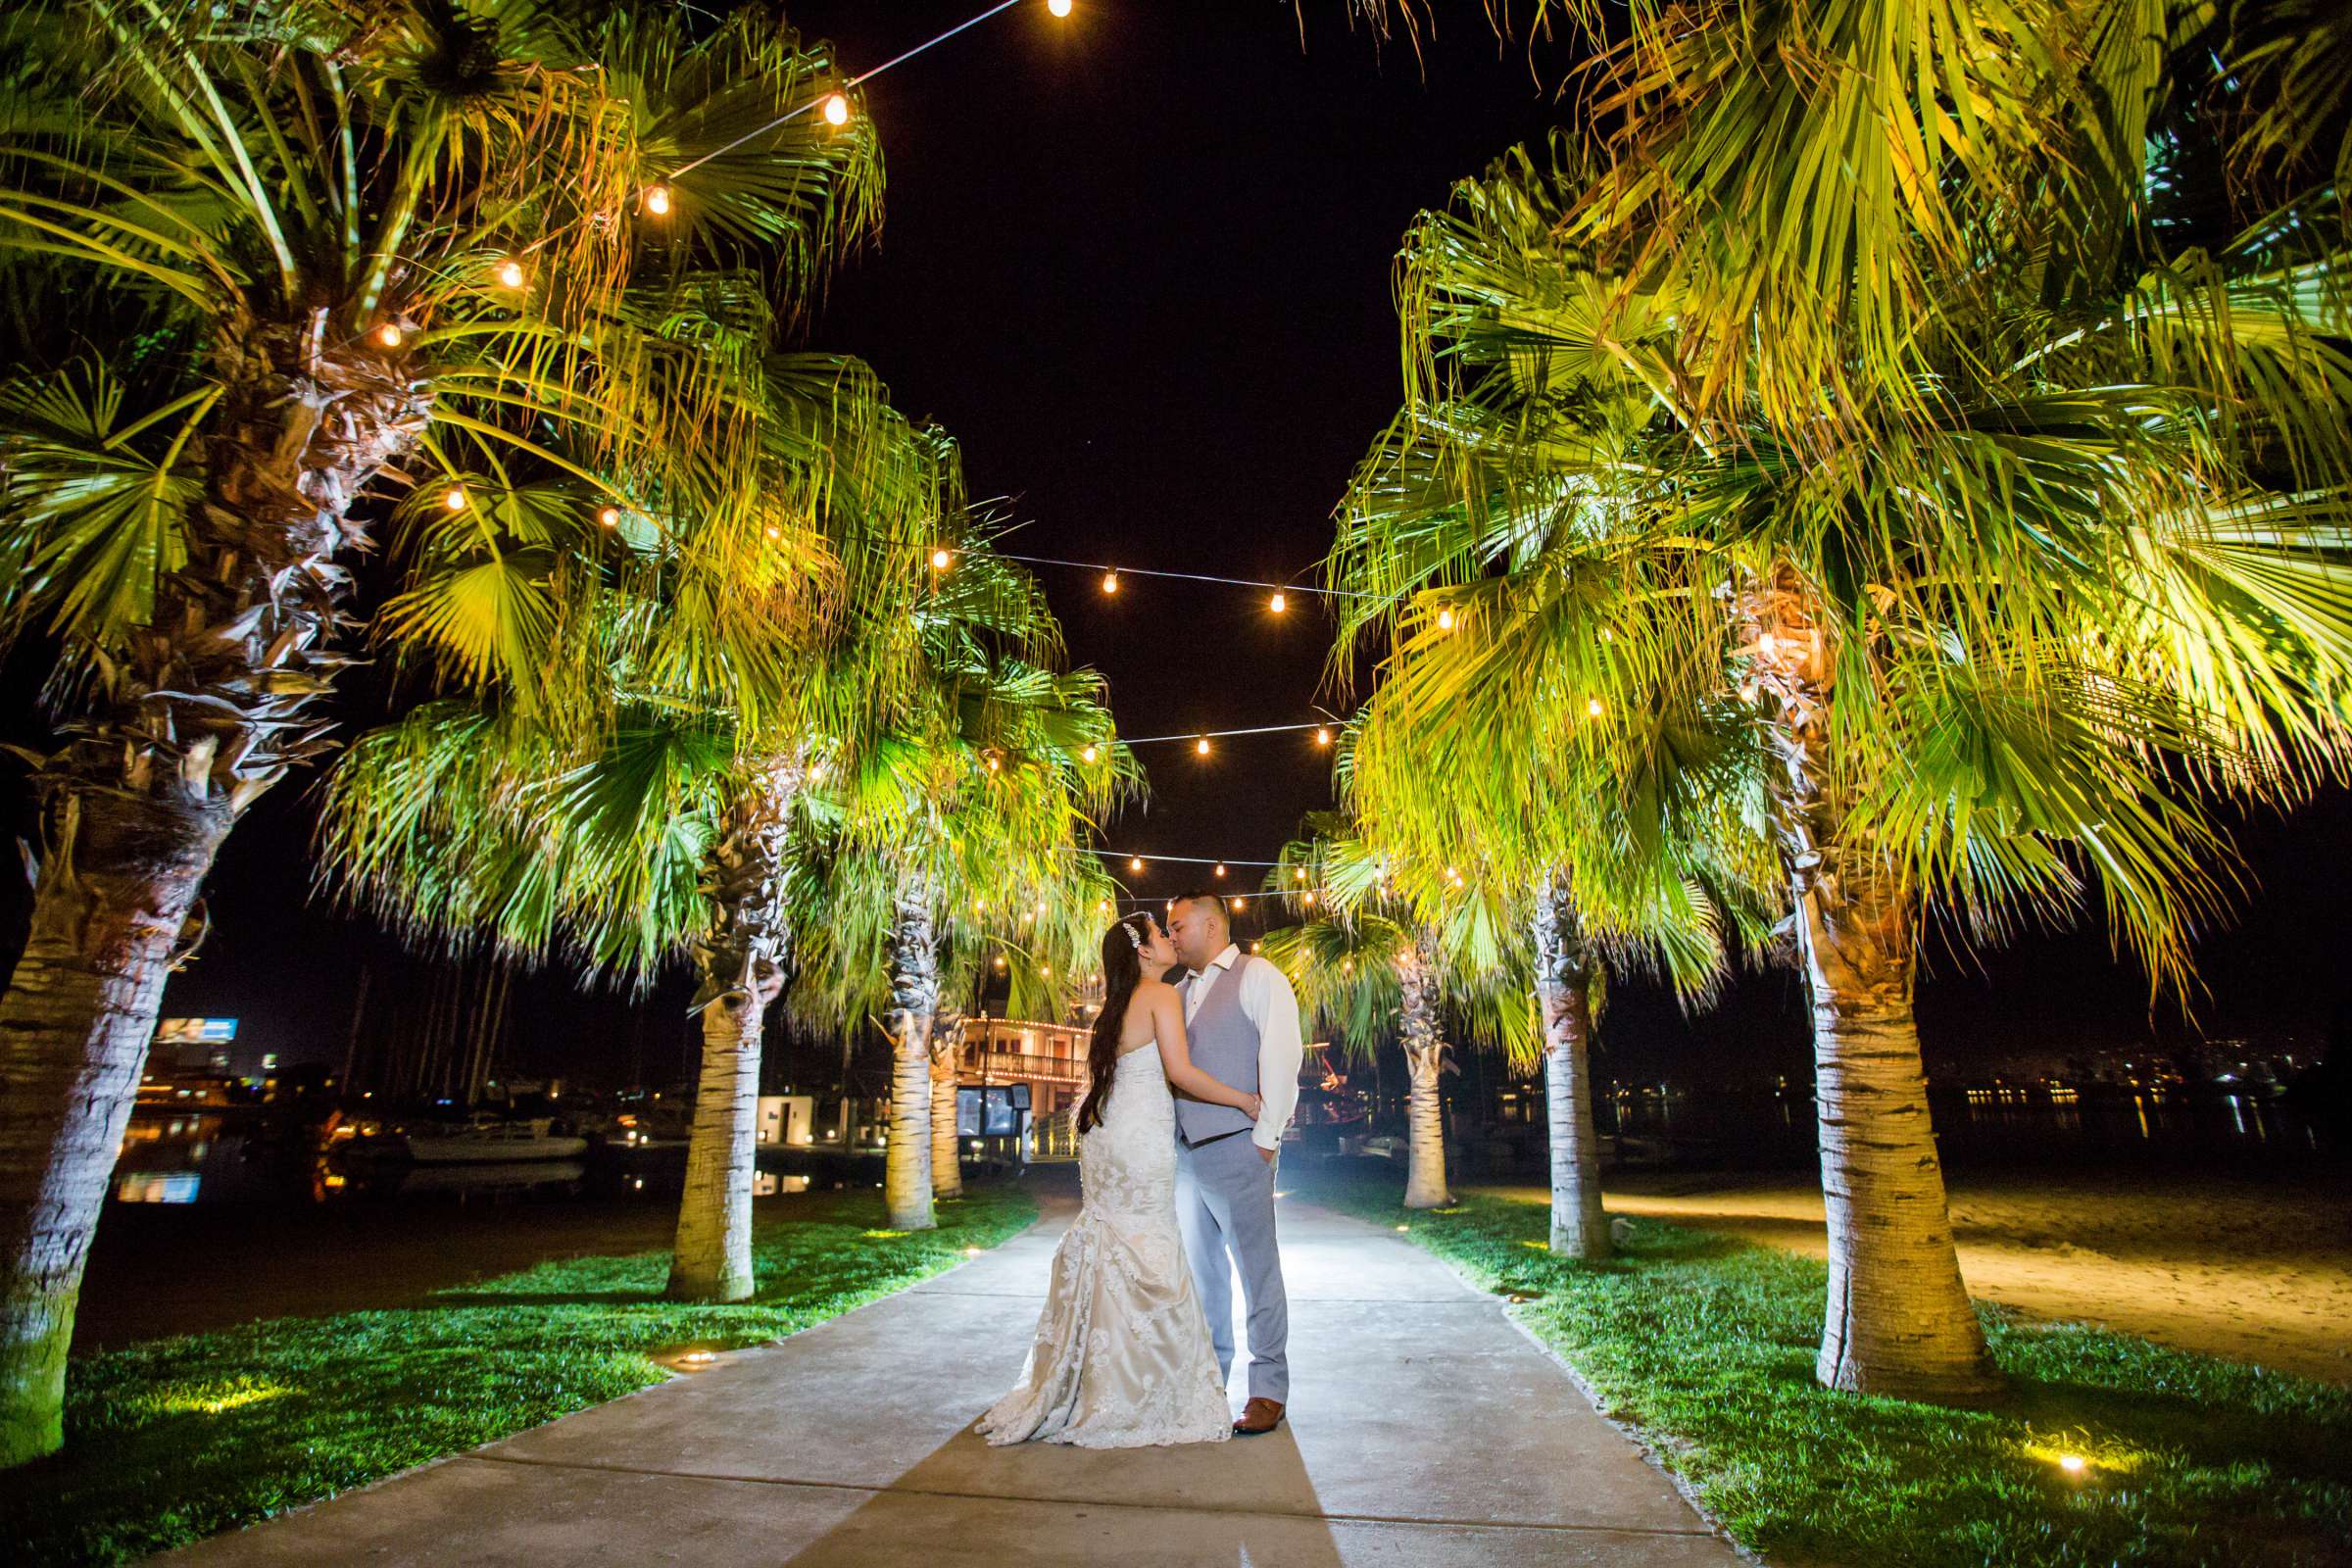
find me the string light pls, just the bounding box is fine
[1129,857,1145,872]
[373,322,404,349]
[1294,867,1307,882]
[1587,696,1605,717]
[1195,736,1210,756]
[765,523,782,539]
[823,93,852,125]
[495,258,526,289]
[997,553,1367,600]
[442,485,467,511]
[931,548,954,570]
[1081,744,1099,763]
[1301,891,1315,906]
[597,505,621,527]
[1102,570,1119,595]
[994,955,1007,968]
[1314,727,1331,746]
[1231,899,1245,911]
[1049,0,1072,15]
[1214,863,1227,877]
[1436,608,1456,631]
[1269,591,1287,612]
[987,754,1002,771]
[644,184,671,217]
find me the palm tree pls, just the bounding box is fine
[1331,7,2352,1402]
[0,0,880,1463]
[1263,817,1539,1210]
[787,567,1134,1230]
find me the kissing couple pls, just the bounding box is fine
[977,892,1304,1446]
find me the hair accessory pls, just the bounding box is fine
[1120,919,1145,954]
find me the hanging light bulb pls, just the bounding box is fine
[1081,744,1099,763]
[1040,965,1052,978]
[930,548,953,571]
[495,258,526,290]
[1437,608,1456,630]
[372,321,404,349]
[1129,856,1145,872]
[986,754,1001,771]
[596,505,621,528]
[1587,696,1605,717]
[1294,867,1307,882]
[1102,570,1119,594]
[1213,862,1226,878]
[1195,736,1210,756]
[1048,0,1073,15]
[1231,899,1245,912]
[1445,865,1457,879]
[1098,900,1110,913]
[994,955,1006,969]
[443,485,467,511]
[1314,726,1332,746]
[1269,591,1287,613]
[822,93,851,126]
[643,184,671,216]
[1301,891,1315,906]
[764,523,781,540]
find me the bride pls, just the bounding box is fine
[977,911,1260,1447]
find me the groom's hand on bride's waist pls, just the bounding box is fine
[1256,1144,1276,1163]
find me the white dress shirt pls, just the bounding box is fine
[1183,942,1304,1152]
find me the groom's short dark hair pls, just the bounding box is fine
[1171,890,1229,930]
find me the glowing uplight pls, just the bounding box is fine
[443,485,467,511]
[823,93,851,126]
[930,548,954,570]
[597,505,621,527]
[644,183,671,216]
[372,321,404,349]
[1102,570,1119,594]
[495,258,526,289]
[1269,591,1287,613]
[2059,1454,2086,1474]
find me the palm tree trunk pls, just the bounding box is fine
[884,874,938,1232]
[0,795,227,1467]
[667,755,804,1302]
[1534,875,1610,1259]
[0,317,425,1466]
[1748,568,1998,1405]
[1396,942,1453,1209]
[928,999,964,1200]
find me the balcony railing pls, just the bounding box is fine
[963,1049,1087,1087]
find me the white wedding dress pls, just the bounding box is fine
[977,1038,1233,1447]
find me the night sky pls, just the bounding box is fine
[4,1,2347,1091]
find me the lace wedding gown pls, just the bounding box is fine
[977,1039,1233,1447]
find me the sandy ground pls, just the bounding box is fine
[1484,1168,2352,1384]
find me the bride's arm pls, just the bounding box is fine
[1146,986,1262,1118]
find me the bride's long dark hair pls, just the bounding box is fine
[1075,912,1154,1135]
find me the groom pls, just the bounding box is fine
[1165,892,1304,1436]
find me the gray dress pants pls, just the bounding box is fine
[1172,1129,1289,1402]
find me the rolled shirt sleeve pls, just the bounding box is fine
[1243,955,1305,1151]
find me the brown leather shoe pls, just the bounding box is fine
[1233,1396,1285,1437]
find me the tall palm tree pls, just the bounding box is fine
[1334,12,2352,1398]
[0,0,880,1463]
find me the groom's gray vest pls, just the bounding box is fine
[1175,958,1259,1146]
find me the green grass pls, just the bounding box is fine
[1307,1169,2351,1568]
[0,1185,1037,1568]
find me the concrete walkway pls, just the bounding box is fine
[160,1177,1742,1566]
